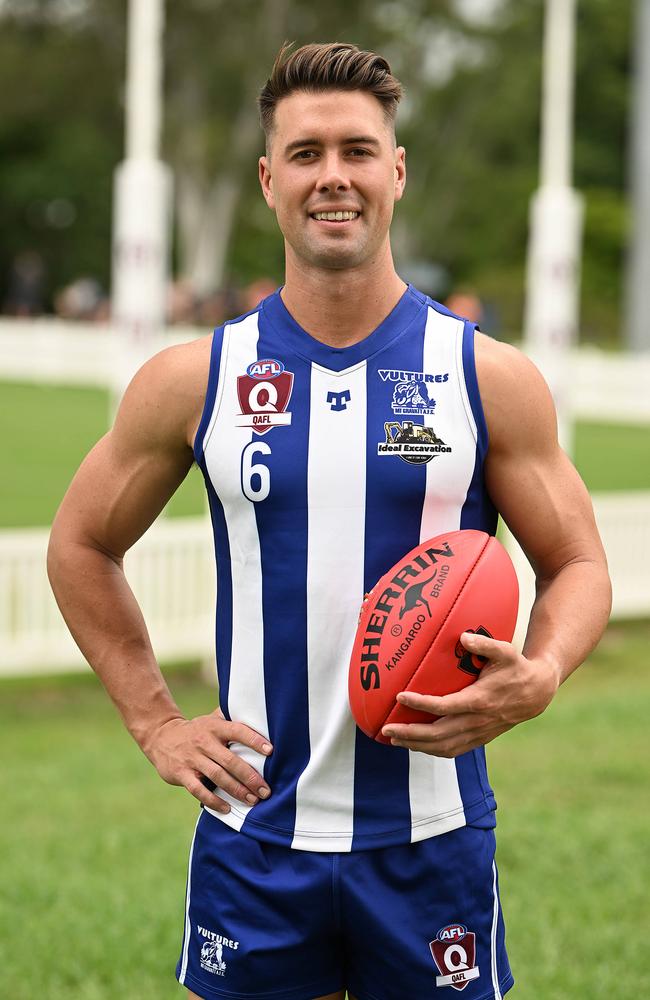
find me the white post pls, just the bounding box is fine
[111,0,172,410]
[625,0,650,353]
[523,0,583,455]
[513,0,583,645]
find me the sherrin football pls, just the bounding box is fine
[348,529,519,744]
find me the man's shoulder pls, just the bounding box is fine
[474,333,545,396]
[474,333,557,455]
[139,332,213,386]
[116,334,214,449]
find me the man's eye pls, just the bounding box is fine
[294,150,316,160]
[349,148,370,156]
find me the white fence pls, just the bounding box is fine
[0,517,215,676]
[2,319,650,421]
[1,494,648,678]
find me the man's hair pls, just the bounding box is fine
[258,42,403,142]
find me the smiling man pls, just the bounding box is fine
[48,42,610,1000]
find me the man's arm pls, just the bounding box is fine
[48,339,273,809]
[382,335,612,755]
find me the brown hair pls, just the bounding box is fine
[258,42,403,141]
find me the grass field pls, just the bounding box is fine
[1,620,649,999]
[1,381,649,527]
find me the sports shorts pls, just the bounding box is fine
[176,808,513,1000]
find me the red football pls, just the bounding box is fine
[348,529,519,743]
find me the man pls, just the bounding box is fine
[48,42,611,1000]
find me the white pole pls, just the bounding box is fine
[125,0,163,161]
[110,0,171,410]
[523,0,583,454]
[625,0,650,353]
[513,0,583,646]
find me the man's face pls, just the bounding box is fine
[259,89,406,272]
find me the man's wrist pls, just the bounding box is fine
[130,709,186,758]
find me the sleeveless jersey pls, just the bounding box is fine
[193,284,498,852]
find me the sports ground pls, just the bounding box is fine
[1,382,649,998]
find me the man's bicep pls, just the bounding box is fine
[56,430,194,557]
[487,443,601,580]
[52,352,198,557]
[479,340,604,579]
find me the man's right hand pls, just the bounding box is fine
[146,710,273,813]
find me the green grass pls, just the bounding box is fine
[1,622,649,998]
[574,421,650,492]
[0,381,649,528]
[0,382,205,527]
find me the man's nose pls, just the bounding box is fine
[316,154,352,192]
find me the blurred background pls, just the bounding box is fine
[0,0,648,997]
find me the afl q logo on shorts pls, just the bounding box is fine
[235,359,294,434]
[429,924,480,991]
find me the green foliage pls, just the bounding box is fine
[0,6,124,305]
[0,0,635,341]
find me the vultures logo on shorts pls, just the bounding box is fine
[197,924,239,978]
[377,420,451,465]
[430,924,480,991]
[236,359,293,435]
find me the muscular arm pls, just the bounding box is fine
[382,335,612,754]
[481,338,611,677]
[48,340,272,808]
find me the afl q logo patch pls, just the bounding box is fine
[236,360,293,434]
[430,924,480,991]
[246,359,285,379]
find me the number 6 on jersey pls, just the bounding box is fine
[241,442,271,501]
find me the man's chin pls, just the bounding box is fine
[299,244,369,271]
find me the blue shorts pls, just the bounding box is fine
[176,809,513,1000]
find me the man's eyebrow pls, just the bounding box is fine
[284,135,381,153]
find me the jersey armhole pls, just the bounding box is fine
[193,325,226,466]
[460,322,489,464]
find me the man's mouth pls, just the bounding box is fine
[310,210,360,222]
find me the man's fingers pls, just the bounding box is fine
[199,754,271,804]
[185,774,231,813]
[213,744,272,798]
[395,686,484,717]
[460,631,514,663]
[383,713,480,742]
[214,715,273,757]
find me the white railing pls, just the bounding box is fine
[0,494,648,678]
[0,516,215,676]
[2,319,650,421]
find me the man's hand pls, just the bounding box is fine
[146,709,273,813]
[381,631,561,757]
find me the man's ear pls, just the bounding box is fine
[259,156,275,210]
[394,146,406,203]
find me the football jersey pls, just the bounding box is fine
[193,284,498,851]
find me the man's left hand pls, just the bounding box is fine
[381,631,561,757]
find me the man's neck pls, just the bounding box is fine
[280,255,407,349]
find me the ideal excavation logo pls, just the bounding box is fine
[236,359,293,434]
[429,923,480,991]
[377,420,451,465]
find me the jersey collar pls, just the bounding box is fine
[260,283,427,372]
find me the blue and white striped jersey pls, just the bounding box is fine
[193,284,498,852]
